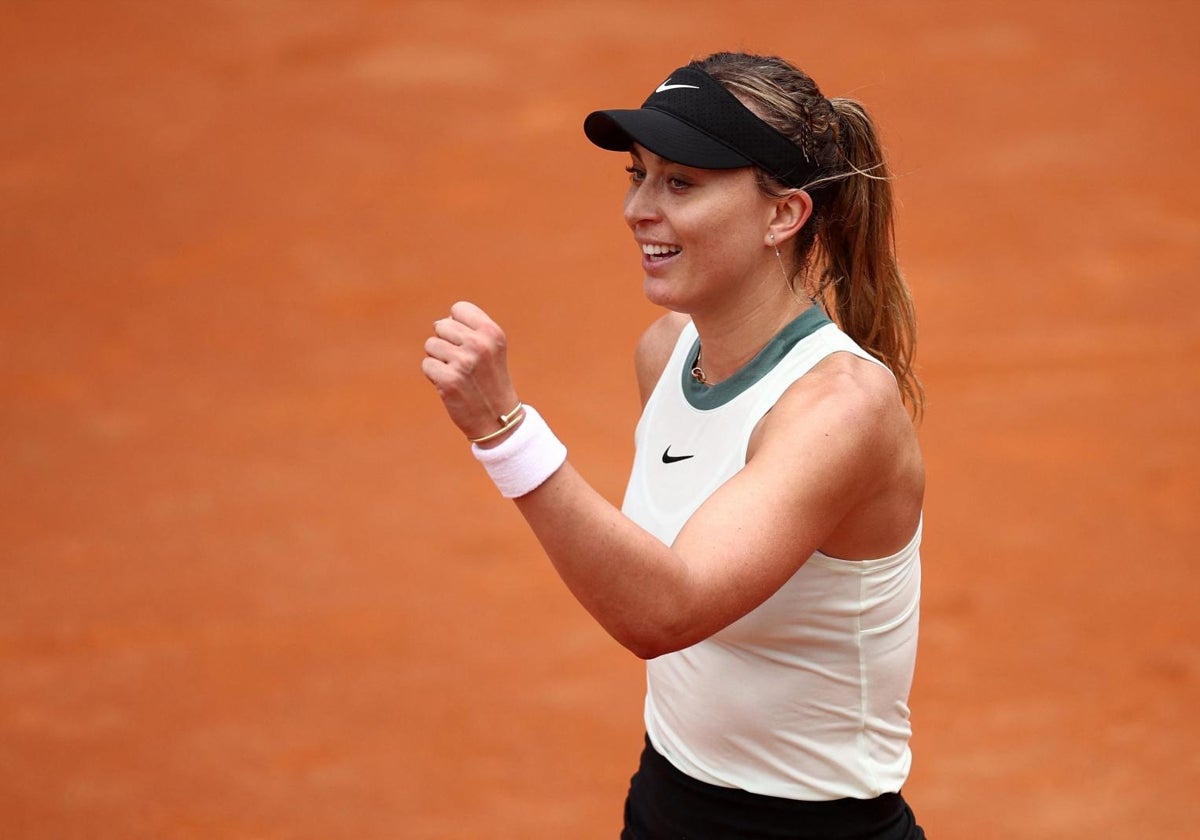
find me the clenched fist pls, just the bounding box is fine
[422,301,523,445]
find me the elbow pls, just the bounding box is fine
[595,573,707,659]
[626,637,672,661]
[614,621,697,661]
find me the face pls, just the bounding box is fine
[622,144,778,313]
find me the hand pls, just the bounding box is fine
[422,301,522,443]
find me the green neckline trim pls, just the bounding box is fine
[682,306,832,409]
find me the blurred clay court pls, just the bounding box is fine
[2,2,1198,837]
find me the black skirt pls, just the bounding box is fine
[621,736,925,840]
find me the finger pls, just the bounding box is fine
[433,316,473,346]
[448,300,493,330]
[423,335,471,366]
[449,304,507,358]
[420,353,473,394]
[420,355,450,386]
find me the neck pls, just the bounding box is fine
[690,292,814,385]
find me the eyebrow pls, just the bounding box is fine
[629,145,671,168]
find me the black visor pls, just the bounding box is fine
[583,65,818,189]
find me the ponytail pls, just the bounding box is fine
[817,99,923,418]
[695,52,925,419]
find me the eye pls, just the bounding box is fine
[667,176,691,190]
[625,165,646,183]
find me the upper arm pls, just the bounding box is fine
[664,355,913,648]
[634,312,690,407]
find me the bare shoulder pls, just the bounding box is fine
[799,352,909,427]
[634,311,690,406]
[752,351,924,558]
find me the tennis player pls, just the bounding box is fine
[423,51,927,839]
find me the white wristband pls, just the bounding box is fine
[471,404,566,498]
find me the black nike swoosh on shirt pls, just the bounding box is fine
[661,446,695,464]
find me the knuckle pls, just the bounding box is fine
[437,373,465,397]
[477,323,507,351]
[483,324,507,348]
[461,332,488,356]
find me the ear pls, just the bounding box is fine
[764,190,813,247]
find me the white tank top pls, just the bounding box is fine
[621,307,921,801]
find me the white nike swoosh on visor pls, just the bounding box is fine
[655,80,700,93]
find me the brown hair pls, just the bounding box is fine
[694,52,924,418]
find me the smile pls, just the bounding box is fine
[641,243,682,261]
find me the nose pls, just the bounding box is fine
[623,182,660,230]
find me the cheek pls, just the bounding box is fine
[692,211,760,262]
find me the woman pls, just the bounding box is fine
[422,52,926,839]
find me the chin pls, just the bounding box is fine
[642,277,684,310]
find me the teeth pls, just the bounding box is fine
[641,243,682,256]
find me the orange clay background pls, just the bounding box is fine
[2,2,1198,838]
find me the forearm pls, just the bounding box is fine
[513,460,694,658]
[422,303,706,656]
